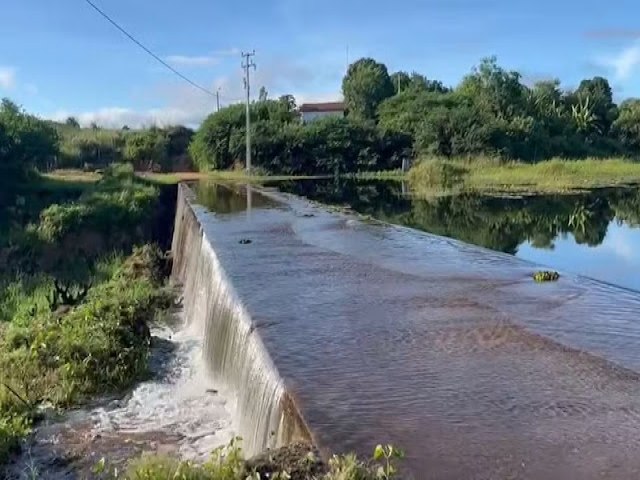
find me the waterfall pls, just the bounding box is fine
[171,184,312,457]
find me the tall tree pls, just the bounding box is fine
[458,57,527,118]
[613,99,640,152]
[573,76,617,134]
[390,71,411,95]
[408,72,449,94]
[65,116,80,128]
[259,86,268,102]
[342,58,394,120]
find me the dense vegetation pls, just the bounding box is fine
[56,122,194,172]
[0,160,175,467]
[191,56,640,178]
[189,97,411,175]
[375,57,638,161]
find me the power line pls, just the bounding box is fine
[82,0,217,99]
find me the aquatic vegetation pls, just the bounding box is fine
[533,270,560,282]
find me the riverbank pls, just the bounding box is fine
[0,165,176,470]
[408,157,640,195]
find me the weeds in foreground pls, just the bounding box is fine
[0,245,173,465]
[99,439,405,480]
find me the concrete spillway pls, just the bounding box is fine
[172,182,640,479]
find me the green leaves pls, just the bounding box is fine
[372,444,404,480]
[342,58,394,120]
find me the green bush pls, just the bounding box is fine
[0,99,58,206]
[0,245,172,464]
[35,164,158,243]
[408,158,467,189]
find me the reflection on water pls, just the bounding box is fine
[278,179,640,291]
[187,181,640,479]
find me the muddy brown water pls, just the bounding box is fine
[186,182,640,480]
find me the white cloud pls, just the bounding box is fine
[47,56,341,128]
[165,55,220,67]
[596,41,640,81]
[0,66,16,90]
[165,48,241,68]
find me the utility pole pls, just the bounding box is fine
[242,50,256,174]
[216,88,220,112]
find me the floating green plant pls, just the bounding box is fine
[533,270,560,282]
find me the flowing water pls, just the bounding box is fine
[8,312,237,479]
[278,178,640,292]
[183,180,640,479]
[14,180,640,479]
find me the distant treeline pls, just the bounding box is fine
[55,120,194,171]
[4,55,640,183]
[191,56,640,172]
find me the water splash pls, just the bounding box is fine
[171,184,312,457]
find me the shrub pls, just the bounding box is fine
[408,158,467,189]
[0,245,173,465]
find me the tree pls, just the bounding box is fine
[390,71,411,95]
[122,125,130,131]
[0,98,58,204]
[65,116,80,128]
[124,129,168,171]
[458,57,527,118]
[572,76,617,135]
[189,103,247,170]
[258,86,268,102]
[342,58,394,120]
[613,99,640,153]
[408,73,449,94]
[90,122,100,130]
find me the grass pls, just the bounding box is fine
[93,439,400,480]
[0,246,173,464]
[355,169,405,180]
[47,168,325,186]
[408,157,640,195]
[0,164,175,466]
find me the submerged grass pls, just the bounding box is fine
[409,157,640,195]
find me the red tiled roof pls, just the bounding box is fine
[299,101,345,113]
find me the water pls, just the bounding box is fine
[187,181,640,479]
[171,183,312,457]
[277,178,640,292]
[8,311,237,479]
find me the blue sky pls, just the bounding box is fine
[2,0,640,127]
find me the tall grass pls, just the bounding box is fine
[409,156,640,195]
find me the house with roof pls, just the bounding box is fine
[298,101,346,124]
